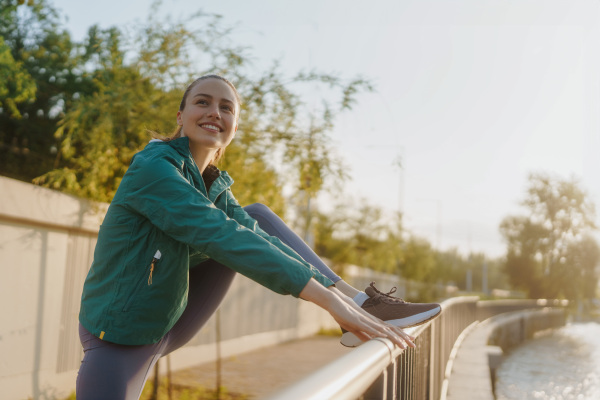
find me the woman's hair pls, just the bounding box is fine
[153,74,241,165]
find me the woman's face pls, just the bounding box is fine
[176,78,239,154]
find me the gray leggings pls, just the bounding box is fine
[76,203,341,400]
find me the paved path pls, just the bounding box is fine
[445,320,499,400]
[170,336,352,398]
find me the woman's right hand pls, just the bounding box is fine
[299,279,415,349]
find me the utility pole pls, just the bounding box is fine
[417,198,442,249]
[392,148,405,215]
[482,259,488,295]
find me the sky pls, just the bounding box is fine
[50,0,600,257]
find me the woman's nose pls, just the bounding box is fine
[206,105,221,119]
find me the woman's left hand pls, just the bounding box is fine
[299,279,415,349]
[328,285,416,346]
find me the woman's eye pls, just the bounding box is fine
[196,100,208,105]
[221,105,233,112]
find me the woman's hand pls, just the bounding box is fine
[328,285,416,346]
[299,279,415,349]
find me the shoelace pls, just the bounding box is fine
[369,282,408,304]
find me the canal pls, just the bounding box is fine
[495,322,600,399]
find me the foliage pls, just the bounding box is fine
[0,0,93,181]
[400,236,436,282]
[310,196,510,295]
[59,380,250,400]
[0,36,36,118]
[0,1,370,211]
[140,379,249,400]
[311,201,404,275]
[500,172,599,299]
[434,249,507,293]
[0,1,518,295]
[34,23,184,202]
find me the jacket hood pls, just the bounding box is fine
[148,136,194,160]
[146,137,234,199]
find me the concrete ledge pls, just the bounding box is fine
[445,308,566,400]
[0,175,107,234]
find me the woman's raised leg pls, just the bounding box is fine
[243,203,342,284]
[243,203,441,348]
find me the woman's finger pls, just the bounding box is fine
[359,319,410,349]
[388,326,415,347]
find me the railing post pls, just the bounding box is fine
[388,359,398,399]
[364,368,388,400]
[399,351,407,399]
[429,322,437,400]
[364,353,400,399]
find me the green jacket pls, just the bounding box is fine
[79,137,333,345]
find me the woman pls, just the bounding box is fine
[76,74,440,399]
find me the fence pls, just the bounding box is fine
[267,298,568,400]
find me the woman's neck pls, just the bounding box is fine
[189,144,217,174]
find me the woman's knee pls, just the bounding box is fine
[243,203,274,219]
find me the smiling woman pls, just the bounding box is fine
[75,74,440,400]
[159,75,240,173]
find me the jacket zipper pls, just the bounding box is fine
[148,250,162,285]
[122,250,162,312]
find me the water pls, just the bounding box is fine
[495,322,600,400]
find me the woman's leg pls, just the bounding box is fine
[76,324,165,400]
[243,203,343,284]
[76,260,236,399]
[243,203,441,346]
[162,259,236,354]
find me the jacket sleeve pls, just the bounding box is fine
[224,190,334,288]
[123,152,332,297]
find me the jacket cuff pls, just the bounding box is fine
[313,273,334,288]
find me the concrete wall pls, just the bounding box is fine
[0,176,339,400]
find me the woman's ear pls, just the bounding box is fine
[176,111,183,126]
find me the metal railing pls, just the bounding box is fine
[266,297,566,400]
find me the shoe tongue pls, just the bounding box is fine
[365,286,377,297]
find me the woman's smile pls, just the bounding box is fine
[199,123,223,133]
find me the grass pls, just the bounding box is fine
[139,378,250,400]
[316,327,343,337]
[61,380,249,400]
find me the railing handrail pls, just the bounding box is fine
[266,296,478,400]
[265,337,401,400]
[266,296,565,400]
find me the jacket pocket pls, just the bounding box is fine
[122,250,162,312]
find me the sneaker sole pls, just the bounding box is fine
[340,306,442,347]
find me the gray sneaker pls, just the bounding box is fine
[340,282,442,347]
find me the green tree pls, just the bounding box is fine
[311,201,404,276]
[433,249,508,293]
[0,36,36,118]
[433,248,463,285]
[564,234,600,299]
[29,5,369,212]
[399,236,435,282]
[34,25,184,202]
[0,0,92,181]
[500,172,598,299]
